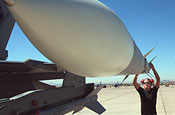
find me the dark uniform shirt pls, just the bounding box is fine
[137,86,158,115]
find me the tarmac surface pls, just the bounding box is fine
[67,85,175,115]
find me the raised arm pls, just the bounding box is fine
[149,62,160,88]
[133,74,140,90]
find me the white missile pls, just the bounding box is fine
[5,0,148,77]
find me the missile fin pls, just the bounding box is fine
[73,106,84,114]
[121,75,129,84]
[144,47,155,58]
[85,85,104,99]
[149,56,157,63]
[85,101,106,114]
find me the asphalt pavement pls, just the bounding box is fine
[67,85,175,115]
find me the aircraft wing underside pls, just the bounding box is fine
[0,60,65,98]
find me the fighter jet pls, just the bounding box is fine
[0,0,155,114]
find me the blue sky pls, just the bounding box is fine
[6,0,175,84]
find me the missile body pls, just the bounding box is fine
[5,0,147,77]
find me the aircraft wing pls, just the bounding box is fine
[0,59,65,80]
[0,59,65,98]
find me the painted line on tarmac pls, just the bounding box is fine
[159,89,167,115]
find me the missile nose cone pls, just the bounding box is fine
[5,0,16,6]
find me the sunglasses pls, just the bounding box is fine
[143,82,152,84]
